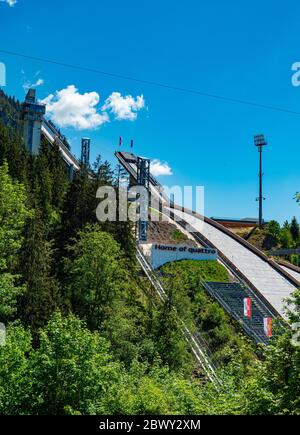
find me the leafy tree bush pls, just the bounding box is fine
[241,291,300,415]
[267,220,281,243]
[290,216,300,243]
[161,261,256,367]
[65,226,131,329]
[0,162,31,320]
[0,312,219,415]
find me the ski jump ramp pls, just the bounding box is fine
[115,151,300,320]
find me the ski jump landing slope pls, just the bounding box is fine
[115,151,300,320]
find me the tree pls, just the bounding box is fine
[283,220,290,230]
[280,227,293,249]
[29,312,121,415]
[0,312,211,415]
[65,226,130,329]
[59,171,97,248]
[102,296,157,368]
[242,291,300,415]
[94,157,114,185]
[0,162,31,320]
[153,298,192,373]
[0,323,33,415]
[290,217,300,243]
[0,122,29,183]
[267,220,281,243]
[18,214,62,333]
[28,138,69,230]
[0,161,31,262]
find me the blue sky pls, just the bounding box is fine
[1,0,300,223]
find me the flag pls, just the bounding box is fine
[119,136,122,147]
[263,317,272,338]
[243,298,252,319]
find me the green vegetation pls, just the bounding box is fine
[0,312,206,415]
[0,90,300,415]
[161,261,256,366]
[0,162,31,319]
[171,228,189,243]
[246,218,300,265]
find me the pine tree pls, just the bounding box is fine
[267,220,281,243]
[280,227,293,249]
[28,138,69,229]
[18,214,62,333]
[283,220,290,230]
[153,299,191,372]
[59,172,97,245]
[290,217,300,243]
[0,162,31,321]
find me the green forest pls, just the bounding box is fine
[245,217,300,266]
[0,90,300,415]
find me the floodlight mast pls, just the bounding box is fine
[254,134,267,228]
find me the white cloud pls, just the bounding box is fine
[150,159,173,177]
[0,0,17,6]
[23,77,44,92]
[102,92,145,121]
[40,85,146,130]
[41,85,109,130]
[34,78,44,86]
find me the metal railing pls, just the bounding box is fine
[201,280,269,345]
[136,246,221,387]
[41,119,80,170]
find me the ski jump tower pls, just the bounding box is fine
[22,89,46,154]
[137,156,150,242]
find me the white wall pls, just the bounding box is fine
[150,243,217,269]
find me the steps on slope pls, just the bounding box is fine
[204,282,271,345]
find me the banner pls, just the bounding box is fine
[264,317,272,338]
[243,298,252,319]
[148,244,218,269]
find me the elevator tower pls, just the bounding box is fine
[22,89,46,154]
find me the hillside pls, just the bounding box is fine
[0,89,22,130]
[245,224,300,267]
[0,89,300,415]
[160,260,256,366]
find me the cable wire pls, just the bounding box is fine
[1,48,299,116]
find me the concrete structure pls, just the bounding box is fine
[81,138,91,168]
[41,119,80,173]
[211,217,261,229]
[140,243,217,269]
[137,156,150,242]
[21,88,80,176]
[22,89,46,154]
[115,150,300,320]
[169,207,297,319]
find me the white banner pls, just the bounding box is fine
[150,244,217,269]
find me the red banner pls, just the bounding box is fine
[243,298,252,318]
[264,317,272,337]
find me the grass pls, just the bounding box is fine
[162,259,230,283]
[160,260,256,367]
[171,229,189,243]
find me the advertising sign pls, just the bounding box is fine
[150,244,217,269]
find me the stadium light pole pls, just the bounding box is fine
[254,134,267,228]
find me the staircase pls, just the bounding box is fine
[203,281,271,345]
